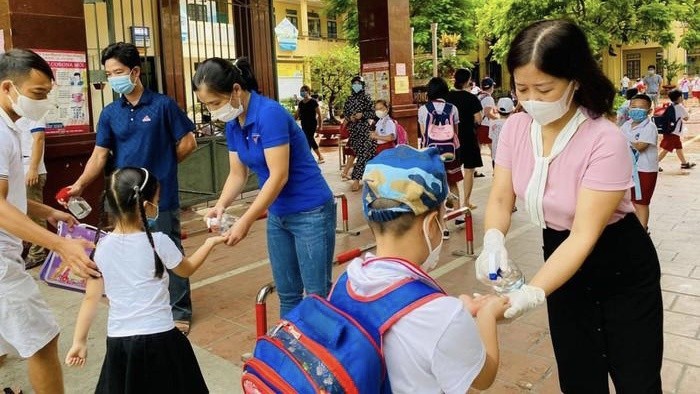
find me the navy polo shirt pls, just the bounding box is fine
[226,91,332,216]
[95,89,194,211]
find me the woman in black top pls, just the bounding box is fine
[447,68,483,209]
[342,76,375,191]
[295,85,324,163]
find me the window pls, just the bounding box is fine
[286,9,298,28]
[308,11,321,38]
[187,3,207,22]
[626,53,641,79]
[214,1,229,24]
[327,14,337,39]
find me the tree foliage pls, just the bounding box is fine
[309,45,360,123]
[324,0,478,51]
[476,0,687,64]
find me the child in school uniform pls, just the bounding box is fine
[371,99,397,155]
[489,97,515,170]
[65,167,225,394]
[620,94,658,230]
[658,90,696,171]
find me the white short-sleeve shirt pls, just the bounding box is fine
[672,103,689,135]
[346,255,485,394]
[0,109,27,266]
[375,116,397,145]
[94,232,184,337]
[621,118,658,172]
[418,100,461,129]
[479,94,496,127]
[16,117,47,175]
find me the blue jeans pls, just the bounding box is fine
[152,209,192,321]
[267,199,336,317]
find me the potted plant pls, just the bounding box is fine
[440,33,460,58]
[659,59,685,93]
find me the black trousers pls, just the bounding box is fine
[543,213,663,394]
[302,124,319,151]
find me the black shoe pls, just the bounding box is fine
[442,230,450,240]
[455,218,465,227]
[658,167,664,172]
[680,162,696,169]
[474,172,486,178]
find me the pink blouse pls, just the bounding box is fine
[495,112,634,231]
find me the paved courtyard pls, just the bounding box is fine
[2,108,699,393]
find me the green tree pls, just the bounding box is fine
[477,0,683,63]
[324,0,478,51]
[309,45,360,123]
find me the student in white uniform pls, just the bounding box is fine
[348,145,508,393]
[65,167,226,393]
[370,99,396,155]
[18,117,49,268]
[0,49,98,394]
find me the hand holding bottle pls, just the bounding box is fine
[476,229,510,282]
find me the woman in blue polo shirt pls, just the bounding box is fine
[193,57,335,317]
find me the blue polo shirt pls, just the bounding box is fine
[95,89,194,211]
[226,91,332,216]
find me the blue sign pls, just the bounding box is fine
[275,18,299,51]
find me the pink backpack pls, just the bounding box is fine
[394,120,408,145]
[423,101,458,162]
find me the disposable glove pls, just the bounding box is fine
[504,284,546,319]
[476,229,510,283]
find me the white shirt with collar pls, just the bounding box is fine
[621,118,658,173]
[16,117,47,175]
[0,108,28,266]
[346,254,485,394]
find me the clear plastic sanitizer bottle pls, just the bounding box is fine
[481,256,525,294]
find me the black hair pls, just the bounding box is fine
[630,94,652,108]
[374,99,392,117]
[192,57,258,94]
[625,87,639,100]
[101,42,141,69]
[96,167,164,278]
[300,85,310,92]
[426,77,449,101]
[506,19,616,118]
[0,49,54,82]
[668,89,683,103]
[648,65,656,70]
[454,68,471,90]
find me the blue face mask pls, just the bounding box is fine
[629,108,648,123]
[352,83,363,93]
[108,71,136,95]
[300,91,307,98]
[146,202,159,229]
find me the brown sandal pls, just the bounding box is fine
[174,320,191,336]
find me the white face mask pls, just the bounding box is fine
[11,84,54,121]
[209,94,243,122]
[375,110,387,118]
[520,81,575,126]
[421,214,444,272]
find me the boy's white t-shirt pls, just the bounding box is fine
[621,118,658,172]
[672,103,689,135]
[489,118,507,160]
[478,93,496,127]
[345,255,486,394]
[94,232,183,337]
[16,117,47,175]
[375,116,397,145]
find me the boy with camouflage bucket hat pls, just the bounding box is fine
[346,145,507,391]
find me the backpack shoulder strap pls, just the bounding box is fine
[329,271,444,347]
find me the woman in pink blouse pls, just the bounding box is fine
[478,20,662,393]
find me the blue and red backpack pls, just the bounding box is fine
[241,259,445,393]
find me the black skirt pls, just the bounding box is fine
[543,213,663,394]
[96,327,208,394]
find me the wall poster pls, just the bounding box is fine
[33,49,90,135]
[361,61,390,101]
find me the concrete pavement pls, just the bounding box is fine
[1,108,699,393]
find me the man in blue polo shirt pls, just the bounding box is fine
[68,42,197,334]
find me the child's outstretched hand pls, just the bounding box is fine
[460,293,509,320]
[207,235,227,245]
[65,343,88,367]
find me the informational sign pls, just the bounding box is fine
[396,63,406,76]
[394,76,410,94]
[33,50,90,134]
[131,26,151,47]
[361,61,390,101]
[275,18,299,51]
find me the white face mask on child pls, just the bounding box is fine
[421,215,444,272]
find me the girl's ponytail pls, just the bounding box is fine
[135,186,165,279]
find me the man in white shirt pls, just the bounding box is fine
[351,145,508,393]
[18,117,48,268]
[620,74,630,96]
[0,49,99,394]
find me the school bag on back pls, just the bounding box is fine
[241,265,444,393]
[652,103,677,134]
[423,101,458,162]
[394,120,408,145]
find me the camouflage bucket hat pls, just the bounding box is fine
[362,145,448,222]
